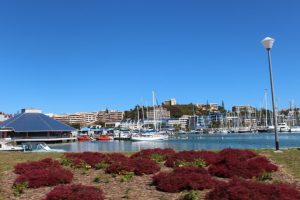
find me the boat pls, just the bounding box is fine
[22,142,65,152]
[131,132,168,141]
[0,139,23,151]
[278,123,290,132]
[77,134,93,141]
[113,130,131,140]
[238,127,252,133]
[257,126,268,133]
[96,135,113,141]
[267,123,290,132]
[290,126,300,132]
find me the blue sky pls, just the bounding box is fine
[0,0,300,114]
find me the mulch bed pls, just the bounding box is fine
[0,149,300,200]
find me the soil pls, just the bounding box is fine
[0,161,299,200]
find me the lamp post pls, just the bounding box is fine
[261,37,279,150]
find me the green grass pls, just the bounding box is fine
[256,148,300,179]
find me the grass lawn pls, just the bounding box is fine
[256,148,300,179]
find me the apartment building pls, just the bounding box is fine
[97,110,124,123]
[146,107,170,120]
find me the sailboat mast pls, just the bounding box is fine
[137,105,140,133]
[264,89,268,127]
[152,91,156,131]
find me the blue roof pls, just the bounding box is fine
[0,113,76,132]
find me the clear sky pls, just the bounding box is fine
[0,0,300,114]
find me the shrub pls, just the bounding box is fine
[153,167,219,193]
[44,184,105,200]
[14,167,73,188]
[64,152,108,168]
[209,150,278,179]
[14,158,60,175]
[165,150,218,168]
[64,152,128,169]
[106,157,160,175]
[106,153,128,164]
[120,171,135,182]
[131,148,176,162]
[93,174,110,184]
[95,162,108,170]
[181,190,198,200]
[205,178,300,200]
[217,148,257,161]
[13,182,28,196]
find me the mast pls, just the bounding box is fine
[137,105,140,133]
[264,89,268,127]
[152,91,157,131]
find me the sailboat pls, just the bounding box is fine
[131,92,168,141]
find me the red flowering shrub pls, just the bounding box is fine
[14,158,60,175]
[131,148,176,162]
[165,150,218,167]
[44,184,104,200]
[14,167,73,188]
[153,167,219,193]
[106,157,160,175]
[205,178,300,200]
[209,149,278,178]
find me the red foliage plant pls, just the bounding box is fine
[64,152,128,168]
[130,148,176,160]
[64,152,108,168]
[205,178,300,200]
[14,167,73,188]
[14,158,61,175]
[165,150,219,167]
[106,157,160,175]
[209,149,278,178]
[44,184,104,200]
[152,167,220,193]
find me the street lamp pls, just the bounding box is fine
[261,37,279,150]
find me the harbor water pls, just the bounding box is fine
[49,133,300,152]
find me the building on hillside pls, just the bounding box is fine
[0,113,12,122]
[119,120,143,130]
[0,108,76,143]
[179,115,190,130]
[51,110,123,126]
[97,110,124,123]
[51,114,70,124]
[163,98,177,106]
[167,119,181,127]
[232,105,256,113]
[195,103,219,111]
[146,107,170,120]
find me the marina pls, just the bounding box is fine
[48,132,300,152]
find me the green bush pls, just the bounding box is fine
[120,171,135,182]
[176,159,206,168]
[95,162,108,170]
[181,190,198,200]
[13,182,28,196]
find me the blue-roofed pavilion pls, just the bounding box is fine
[0,108,76,143]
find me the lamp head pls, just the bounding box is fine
[261,37,275,50]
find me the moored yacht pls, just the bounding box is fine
[0,139,23,151]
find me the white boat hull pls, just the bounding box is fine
[131,135,168,141]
